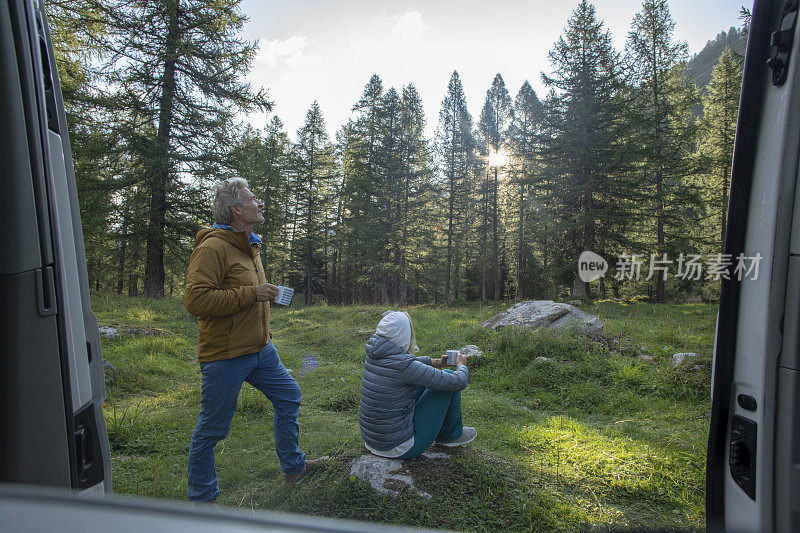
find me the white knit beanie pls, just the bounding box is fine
[375,311,419,354]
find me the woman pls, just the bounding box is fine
[359,311,477,459]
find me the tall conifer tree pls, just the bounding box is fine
[294,102,335,305]
[435,71,474,304]
[626,0,701,302]
[97,0,270,298]
[508,81,544,299]
[697,48,741,252]
[339,75,385,302]
[478,74,512,300]
[541,0,631,300]
[397,84,435,304]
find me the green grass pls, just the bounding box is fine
[95,294,714,531]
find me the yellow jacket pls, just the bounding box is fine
[184,228,270,362]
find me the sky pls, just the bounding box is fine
[239,0,746,141]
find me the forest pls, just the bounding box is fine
[47,0,747,305]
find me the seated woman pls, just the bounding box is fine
[359,310,476,459]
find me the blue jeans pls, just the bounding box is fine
[187,341,306,502]
[399,379,464,460]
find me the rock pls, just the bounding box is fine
[482,300,604,337]
[125,327,171,337]
[637,354,655,363]
[567,300,582,306]
[421,451,450,460]
[98,326,119,339]
[672,352,697,366]
[350,454,430,498]
[98,325,171,339]
[536,356,553,363]
[458,345,483,359]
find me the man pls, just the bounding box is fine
[184,177,326,504]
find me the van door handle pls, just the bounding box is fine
[35,266,57,316]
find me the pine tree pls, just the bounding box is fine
[339,75,386,303]
[96,0,270,298]
[625,0,701,301]
[435,71,475,304]
[697,48,741,253]
[541,0,632,300]
[477,74,512,300]
[263,117,294,279]
[396,84,435,304]
[507,81,544,299]
[294,102,335,305]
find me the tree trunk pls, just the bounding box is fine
[128,243,139,297]
[144,1,180,299]
[721,164,729,251]
[481,170,488,302]
[656,168,665,303]
[116,215,128,295]
[517,180,525,300]
[445,168,454,305]
[493,167,500,300]
[305,152,314,306]
[572,274,588,300]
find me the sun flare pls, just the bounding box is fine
[488,148,508,167]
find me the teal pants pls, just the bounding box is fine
[399,378,464,459]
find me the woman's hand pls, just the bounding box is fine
[431,355,448,368]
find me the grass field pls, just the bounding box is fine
[94,293,716,531]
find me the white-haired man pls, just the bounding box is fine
[184,178,326,503]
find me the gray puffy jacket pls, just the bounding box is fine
[359,334,469,451]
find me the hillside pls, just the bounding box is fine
[687,26,748,91]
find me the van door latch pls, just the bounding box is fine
[729,415,757,499]
[768,0,799,86]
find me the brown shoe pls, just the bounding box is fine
[284,456,329,484]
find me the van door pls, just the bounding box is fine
[0,0,110,493]
[707,0,800,531]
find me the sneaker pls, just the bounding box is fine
[284,456,329,484]
[439,427,477,447]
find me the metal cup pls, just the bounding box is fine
[446,350,459,365]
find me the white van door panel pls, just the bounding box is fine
[708,0,800,531]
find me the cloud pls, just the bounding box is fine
[392,12,430,39]
[256,36,308,67]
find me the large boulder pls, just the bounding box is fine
[482,300,604,337]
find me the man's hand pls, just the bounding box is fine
[255,283,279,302]
[456,351,467,367]
[431,355,448,369]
